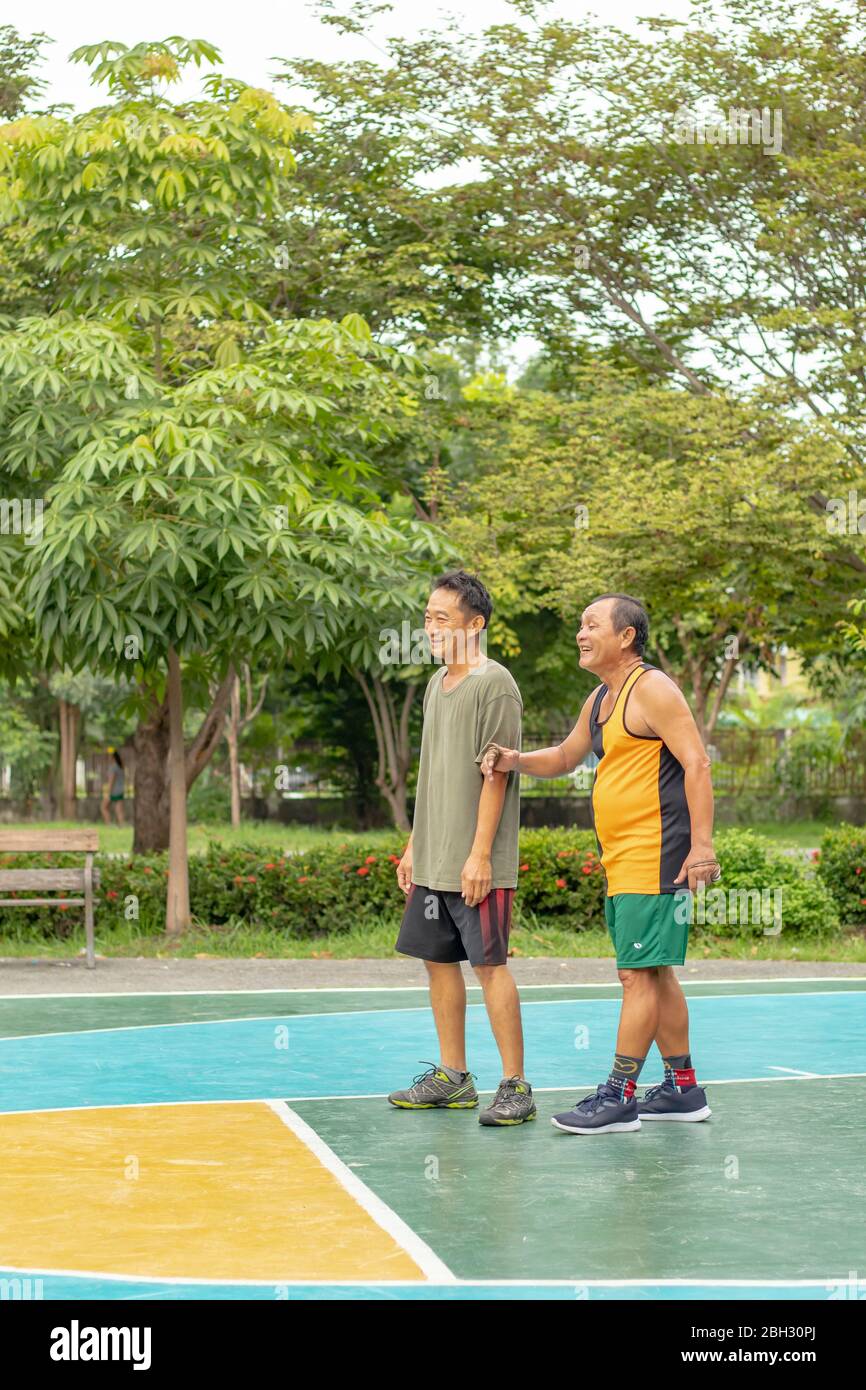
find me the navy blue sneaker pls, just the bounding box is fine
[551,1082,641,1135]
[637,1079,712,1122]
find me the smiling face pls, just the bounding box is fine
[424,586,485,664]
[577,598,636,674]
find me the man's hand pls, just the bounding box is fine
[396,843,413,896]
[461,851,492,908]
[674,845,721,892]
[480,743,519,781]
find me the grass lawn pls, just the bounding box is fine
[1,916,863,963]
[0,819,403,856]
[744,820,836,849]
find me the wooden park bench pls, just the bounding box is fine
[0,830,100,969]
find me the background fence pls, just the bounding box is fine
[2,727,864,821]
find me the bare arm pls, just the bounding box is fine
[461,770,508,907]
[480,691,597,781]
[636,673,716,888]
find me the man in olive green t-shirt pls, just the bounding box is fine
[388,570,536,1127]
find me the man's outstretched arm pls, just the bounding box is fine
[480,691,596,781]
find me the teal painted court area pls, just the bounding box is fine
[0,1276,851,1301]
[1,979,864,1300]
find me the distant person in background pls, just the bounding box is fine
[101,750,126,826]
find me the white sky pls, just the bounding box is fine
[5,1,693,112]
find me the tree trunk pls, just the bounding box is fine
[228,674,241,830]
[186,665,236,790]
[704,651,741,741]
[378,776,411,830]
[354,671,418,831]
[132,691,170,853]
[165,646,191,936]
[132,668,236,853]
[58,698,80,820]
[222,664,267,831]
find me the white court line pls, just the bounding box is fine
[1,1072,864,1118]
[0,975,864,1000]
[265,1099,454,1284]
[0,1096,284,1118]
[2,989,864,1046]
[0,1264,849,1289]
[768,1066,821,1078]
[282,1072,866,1102]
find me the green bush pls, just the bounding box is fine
[0,827,605,938]
[768,877,840,935]
[184,827,607,935]
[714,827,777,880]
[816,823,866,926]
[0,825,838,940]
[710,828,839,935]
[512,827,605,927]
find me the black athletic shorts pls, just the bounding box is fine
[395,883,514,967]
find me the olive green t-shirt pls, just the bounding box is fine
[411,659,522,892]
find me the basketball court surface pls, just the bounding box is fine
[1,976,864,1300]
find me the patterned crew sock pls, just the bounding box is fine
[607,1053,646,1101]
[663,1052,696,1091]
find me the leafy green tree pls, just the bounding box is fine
[312,0,866,586]
[0,37,436,929]
[0,26,50,121]
[0,697,55,802]
[272,669,394,828]
[446,365,854,740]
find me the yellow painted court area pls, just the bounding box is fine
[0,1102,426,1283]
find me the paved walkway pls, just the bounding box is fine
[0,955,863,994]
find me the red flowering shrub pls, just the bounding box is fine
[0,826,830,941]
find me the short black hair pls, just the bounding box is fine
[590,593,649,656]
[430,569,493,628]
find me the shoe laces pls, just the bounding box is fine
[412,1061,475,1087]
[493,1078,520,1104]
[575,1082,620,1112]
[411,1061,441,1086]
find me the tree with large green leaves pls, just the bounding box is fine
[0,36,440,926]
[0,308,436,927]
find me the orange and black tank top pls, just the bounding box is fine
[589,663,691,896]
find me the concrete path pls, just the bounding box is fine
[0,955,863,994]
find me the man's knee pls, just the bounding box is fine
[472,962,509,987]
[423,959,462,977]
[618,966,659,990]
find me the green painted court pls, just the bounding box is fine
[0,977,864,1300]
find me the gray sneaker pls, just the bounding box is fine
[388,1062,479,1109]
[479,1076,537,1126]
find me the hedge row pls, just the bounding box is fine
[0,825,847,938]
[817,822,866,926]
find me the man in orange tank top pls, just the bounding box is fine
[481,594,718,1134]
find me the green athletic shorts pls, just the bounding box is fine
[604,891,691,968]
